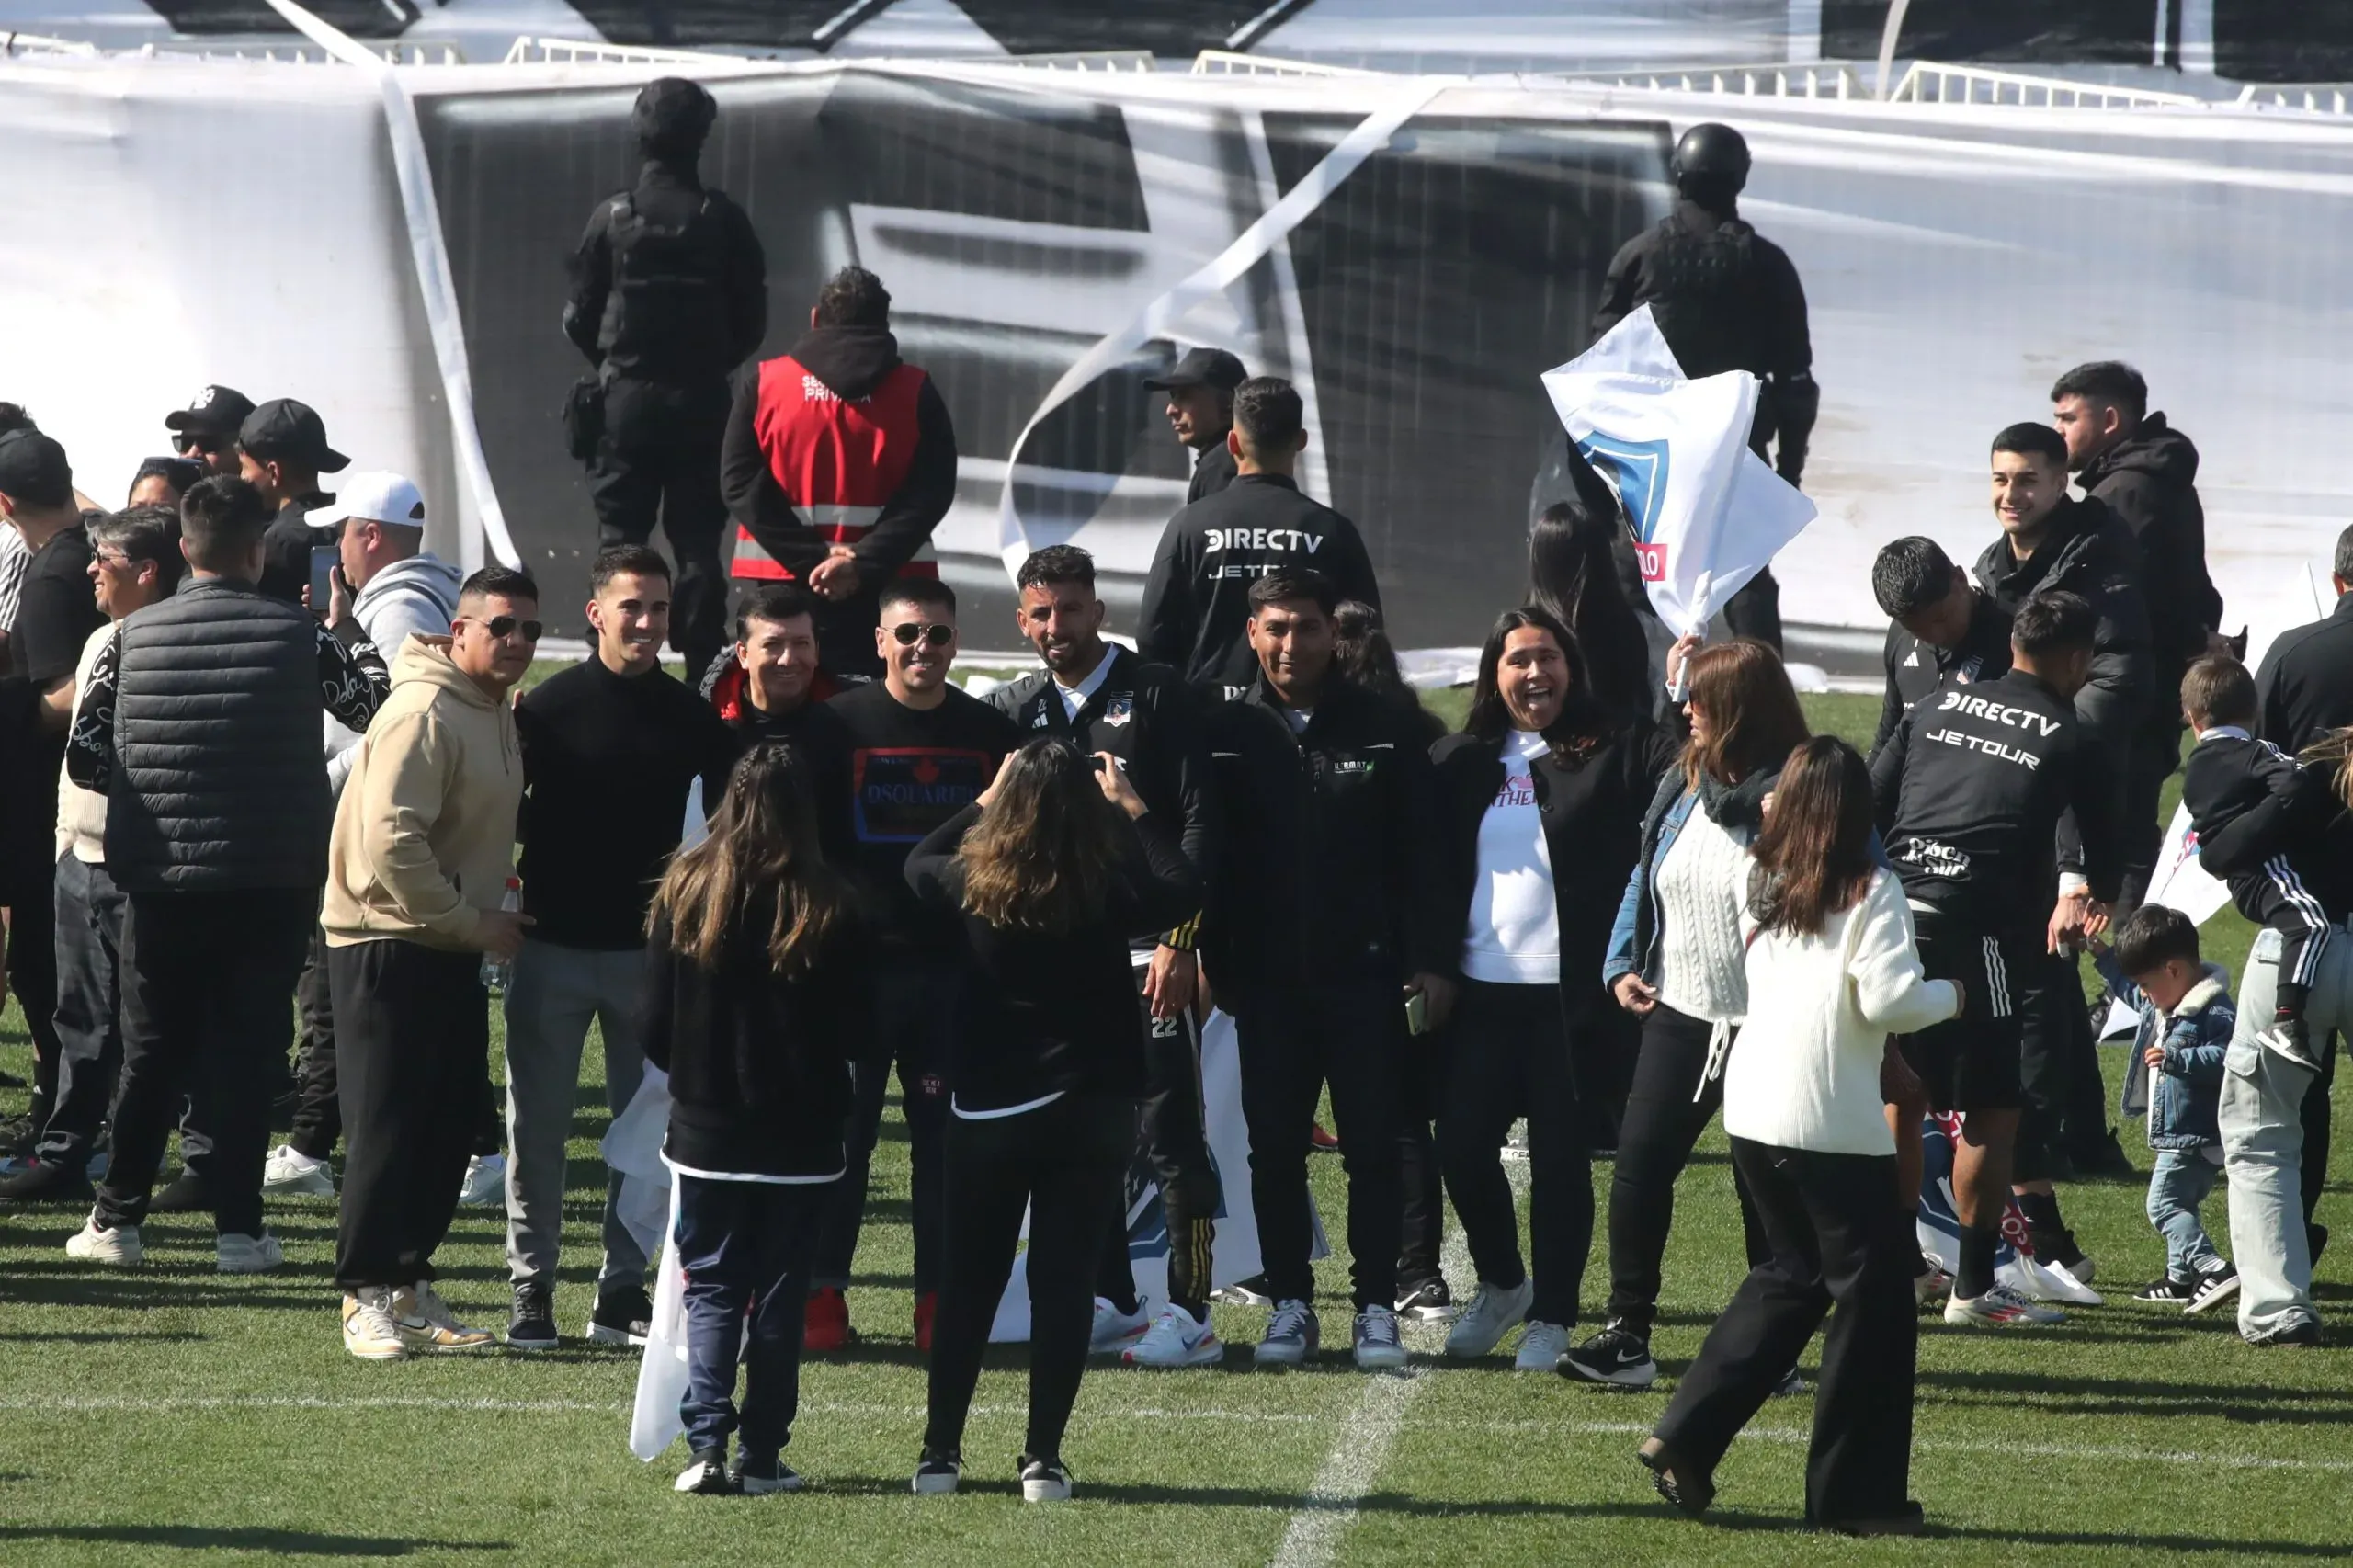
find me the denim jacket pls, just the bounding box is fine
[2097,953,2234,1152]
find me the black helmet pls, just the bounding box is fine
[1670,123,1751,191]
[632,77,718,160]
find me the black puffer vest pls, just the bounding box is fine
[106,581,330,892]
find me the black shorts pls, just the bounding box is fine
[1899,917,2026,1115]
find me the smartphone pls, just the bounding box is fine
[310,544,339,614]
[1404,988,1430,1037]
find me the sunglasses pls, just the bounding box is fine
[890,622,954,648]
[475,615,543,642]
[173,432,228,456]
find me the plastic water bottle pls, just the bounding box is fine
[481,877,522,993]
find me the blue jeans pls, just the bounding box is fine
[674,1173,834,1461]
[2145,1148,2223,1280]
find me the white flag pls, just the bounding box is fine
[1541,307,1817,637]
[2100,800,2235,1037]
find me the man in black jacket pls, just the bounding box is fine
[1138,378,1380,699]
[1199,569,1449,1372]
[240,399,349,608]
[1872,592,2122,1325]
[2256,524,2353,756]
[1869,535,2014,762]
[986,543,1221,1364]
[567,77,768,681]
[701,583,854,859]
[63,477,387,1271]
[1145,347,1246,506]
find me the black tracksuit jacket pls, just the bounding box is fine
[1972,495,2153,749]
[2180,733,2353,925]
[1871,592,2014,760]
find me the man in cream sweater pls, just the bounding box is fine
[321,566,537,1361]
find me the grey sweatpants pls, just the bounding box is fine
[502,938,649,1296]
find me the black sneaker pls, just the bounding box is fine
[732,1451,804,1495]
[1394,1276,1455,1322]
[0,1115,39,1159]
[2247,1316,2323,1348]
[2185,1263,2241,1316]
[1019,1453,1073,1503]
[2134,1276,2195,1305]
[2261,1016,2324,1072]
[674,1449,735,1494]
[149,1168,210,1213]
[588,1283,653,1347]
[506,1281,559,1350]
[1560,1320,1657,1389]
[912,1447,961,1495]
[0,1158,94,1205]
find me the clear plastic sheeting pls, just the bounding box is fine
[2,54,2348,661]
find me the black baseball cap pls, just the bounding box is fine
[237,398,348,474]
[165,385,256,439]
[0,429,73,503]
[1145,347,1247,393]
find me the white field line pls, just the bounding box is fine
[1266,1159,1513,1568]
[4,1394,2346,1475]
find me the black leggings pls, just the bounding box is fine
[1603,1002,1769,1335]
[1438,980,1593,1327]
[926,1092,1131,1463]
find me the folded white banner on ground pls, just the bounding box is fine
[1540,307,1816,638]
[989,1006,1324,1341]
[614,1069,686,1461]
[2101,800,2234,1037]
[631,1176,690,1462]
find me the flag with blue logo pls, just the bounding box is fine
[1541,306,1816,637]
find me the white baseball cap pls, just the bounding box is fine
[309,470,425,529]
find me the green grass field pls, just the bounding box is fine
[2,692,2340,1566]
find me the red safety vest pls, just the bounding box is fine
[733,356,938,583]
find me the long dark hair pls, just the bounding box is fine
[1681,639,1811,789]
[1528,497,1652,718]
[1334,598,1442,740]
[649,743,853,978]
[959,738,1129,933]
[1464,606,1611,760]
[1748,736,1877,937]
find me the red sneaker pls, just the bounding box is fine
[914,1290,938,1354]
[1309,1122,1340,1153]
[804,1287,849,1353]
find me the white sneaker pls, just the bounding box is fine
[1124,1303,1223,1368]
[343,1288,408,1361]
[1353,1303,1408,1370]
[262,1143,335,1197]
[1915,1255,1954,1307]
[1254,1299,1320,1367]
[217,1232,285,1274]
[2005,1255,2103,1307]
[1513,1320,1570,1371]
[393,1280,498,1352]
[1944,1282,2064,1326]
[1089,1295,1151,1356]
[65,1210,142,1267]
[458,1153,506,1208]
[1444,1277,1534,1358]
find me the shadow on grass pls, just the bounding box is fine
[0,1525,510,1556]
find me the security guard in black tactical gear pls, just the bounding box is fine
[564,76,767,678]
[1594,121,1816,653]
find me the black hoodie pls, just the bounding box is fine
[2076,413,2222,668]
[1972,494,2154,747]
[719,324,958,593]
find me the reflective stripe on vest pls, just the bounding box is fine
[733,356,934,582]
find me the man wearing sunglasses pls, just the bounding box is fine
[163,386,255,480]
[822,579,1019,1350]
[319,565,538,1360]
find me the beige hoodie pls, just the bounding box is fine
[323,636,523,952]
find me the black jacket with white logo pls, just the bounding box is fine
[1870,668,2122,929]
[1870,591,2014,761]
[1199,675,1445,997]
[1972,495,2153,748]
[1137,473,1381,696]
[986,643,1216,946]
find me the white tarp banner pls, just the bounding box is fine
[1542,307,1816,638]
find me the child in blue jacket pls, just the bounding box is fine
[2094,904,2238,1315]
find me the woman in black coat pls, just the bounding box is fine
[1427,607,1677,1370]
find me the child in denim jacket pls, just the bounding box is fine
[2094,904,2240,1314]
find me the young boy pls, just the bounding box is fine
[2094,905,2239,1313]
[2178,656,2336,1073]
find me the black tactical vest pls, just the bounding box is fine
[599,187,733,381]
[1642,213,1761,380]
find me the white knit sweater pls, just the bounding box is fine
[1723,867,1961,1156]
[1653,801,1751,1024]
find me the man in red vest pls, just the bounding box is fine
[721,266,958,680]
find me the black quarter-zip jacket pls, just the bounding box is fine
[1198,674,1446,998]
[1870,667,2123,929]
[1871,591,2014,760]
